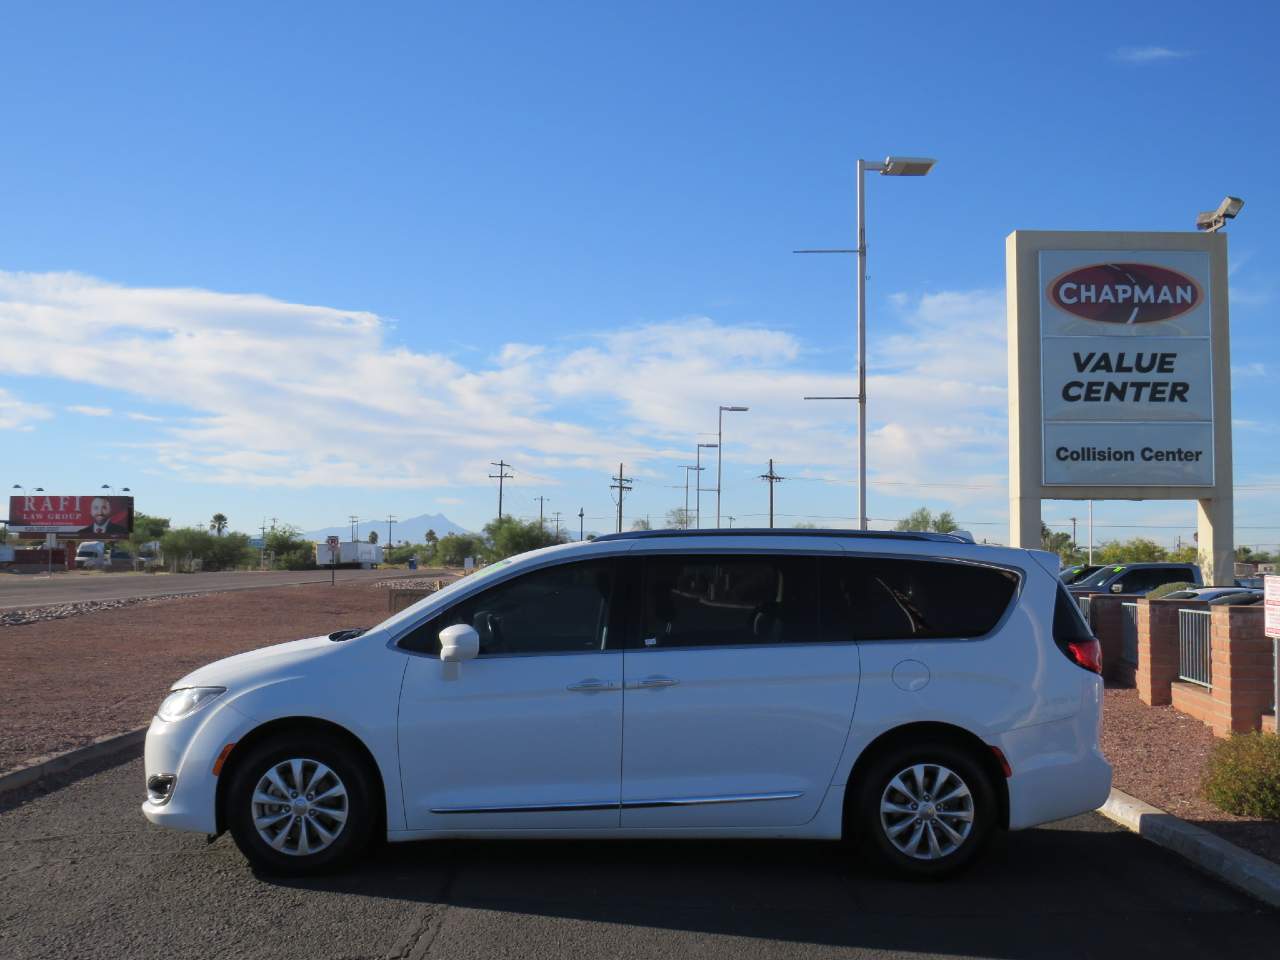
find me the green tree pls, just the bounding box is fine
[367,529,379,544]
[435,532,487,567]
[1095,537,1169,565]
[383,543,421,565]
[209,513,228,536]
[793,521,817,529]
[159,527,214,571]
[483,516,561,563]
[631,518,652,531]
[264,524,315,570]
[1040,522,1084,564]
[895,507,959,533]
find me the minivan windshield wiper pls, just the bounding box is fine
[328,627,368,642]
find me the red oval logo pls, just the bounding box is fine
[1048,262,1202,324]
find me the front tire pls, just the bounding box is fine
[225,734,374,876]
[854,741,995,879]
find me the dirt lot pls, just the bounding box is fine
[1101,684,1279,865]
[0,579,437,774]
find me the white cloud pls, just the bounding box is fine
[1112,46,1191,64]
[67,404,112,416]
[0,271,1008,501]
[0,388,52,431]
[127,411,164,422]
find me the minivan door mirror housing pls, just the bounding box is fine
[439,623,480,662]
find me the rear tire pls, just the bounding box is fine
[853,740,995,879]
[225,734,375,876]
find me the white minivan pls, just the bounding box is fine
[142,530,1111,878]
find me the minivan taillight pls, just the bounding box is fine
[1062,637,1103,674]
[1053,585,1103,674]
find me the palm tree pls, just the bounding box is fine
[210,513,228,536]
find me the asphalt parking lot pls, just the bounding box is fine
[2,757,1277,960]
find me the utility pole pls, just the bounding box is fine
[551,511,562,540]
[610,463,632,534]
[348,515,359,543]
[534,496,549,529]
[489,460,513,519]
[578,507,584,541]
[260,517,268,570]
[759,459,785,529]
[387,514,397,546]
[1069,516,1077,553]
[728,515,736,528]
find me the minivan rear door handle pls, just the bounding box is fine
[632,675,679,689]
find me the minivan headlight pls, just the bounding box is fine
[157,687,226,722]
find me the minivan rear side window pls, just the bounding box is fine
[822,557,1019,641]
[639,555,818,648]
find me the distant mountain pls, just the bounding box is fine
[303,513,471,544]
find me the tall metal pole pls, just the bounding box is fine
[1088,500,1094,563]
[856,158,868,531]
[578,507,584,541]
[717,408,723,529]
[489,460,513,519]
[696,447,703,529]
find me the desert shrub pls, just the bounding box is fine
[1202,732,1280,819]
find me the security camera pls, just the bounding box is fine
[1195,195,1244,232]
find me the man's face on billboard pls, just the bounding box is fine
[91,498,111,524]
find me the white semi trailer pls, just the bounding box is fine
[314,540,383,569]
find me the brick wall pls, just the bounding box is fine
[1136,599,1197,706]
[1087,594,1137,685]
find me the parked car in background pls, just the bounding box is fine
[1234,576,1264,589]
[74,541,106,569]
[1066,562,1202,597]
[1060,564,1101,585]
[1161,587,1257,604]
[143,529,1110,880]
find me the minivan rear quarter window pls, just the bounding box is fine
[822,557,1018,641]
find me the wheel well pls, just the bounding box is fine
[214,717,387,836]
[841,721,1010,833]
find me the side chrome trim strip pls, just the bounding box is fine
[622,791,802,808]
[428,791,803,815]
[430,799,618,814]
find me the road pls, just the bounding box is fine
[1,758,1276,960]
[0,569,440,610]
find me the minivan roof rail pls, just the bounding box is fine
[591,528,975,544]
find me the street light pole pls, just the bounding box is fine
[695,443,717,529]
[797,154,934,531]
[716,405,748,528]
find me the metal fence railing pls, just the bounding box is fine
[1177,609,1212,688]
[1121,602,1138,665]
[1077,595,1092,627]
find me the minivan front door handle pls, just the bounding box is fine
[566,678,618,693]
[633,675,679,689]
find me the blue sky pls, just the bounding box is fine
[1,1,1277,547]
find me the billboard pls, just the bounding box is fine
[1039,249,1214,486]
[7,494,135,539]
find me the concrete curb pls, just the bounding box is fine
[0,727,147,799]
[1099,787,1280,909]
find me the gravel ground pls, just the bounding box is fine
[0,581,398,775]
[0,592,209,627]
[1101,684,1280,865]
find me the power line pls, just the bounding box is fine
[489,460,513,519]
[758,458,785,529]
[609,463,633,534]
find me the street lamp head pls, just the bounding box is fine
[1195,195,1244,232]
[880,156,935,177]
[720,405,749,412]
[698,442,719,449]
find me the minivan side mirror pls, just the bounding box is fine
[439,623,480,662]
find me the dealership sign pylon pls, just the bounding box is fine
[1006,230,1233,584]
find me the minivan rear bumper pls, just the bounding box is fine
[999,680,1112,830]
